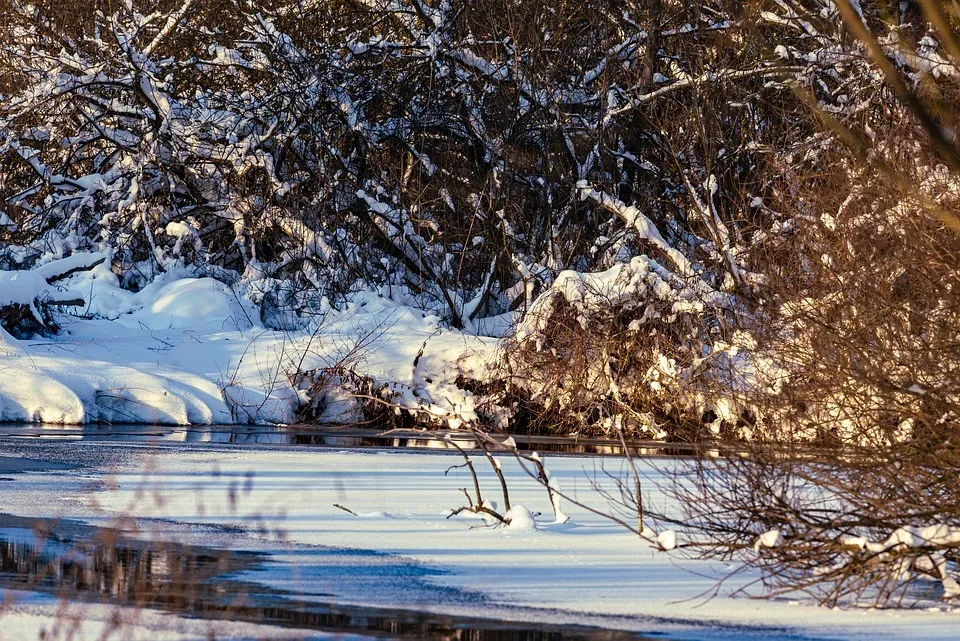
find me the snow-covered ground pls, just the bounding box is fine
[0,265,496,425]
[1,439,958,640]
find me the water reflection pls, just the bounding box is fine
[0,425,712,458]
[0,514,651,640]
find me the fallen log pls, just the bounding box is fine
[34,252,107,284]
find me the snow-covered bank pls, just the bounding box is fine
[0,265,496,425]
[2,440,955,641]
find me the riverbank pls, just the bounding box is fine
[0,273,497,427]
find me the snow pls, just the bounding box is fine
[130,277,253,330]
[754,529,782,551]
[31,252,106,281]
[657,529,677,551]
[0,346,228,424]
[503,504,536,530]
[0,269,51,306]
[943,577,960,599]
[163,221,193,238]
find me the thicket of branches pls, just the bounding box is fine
[0,0,799,318]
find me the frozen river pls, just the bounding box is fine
[0,431,956,640]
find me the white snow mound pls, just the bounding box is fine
[129,278,254,331]
[504,505,537,530]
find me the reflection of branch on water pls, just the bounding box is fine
[0,515,254,613]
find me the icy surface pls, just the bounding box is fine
[1,440,957,640]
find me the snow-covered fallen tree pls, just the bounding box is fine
[0,252,105,337]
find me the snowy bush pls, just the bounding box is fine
[505,253,738,437]
[501,1,960,441]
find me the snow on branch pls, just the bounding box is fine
[576,181,694,279]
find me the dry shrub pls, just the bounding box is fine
[501,257,747,439]
[745,93,960,445]
[658,443,960,607]
[650,0,960,608]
